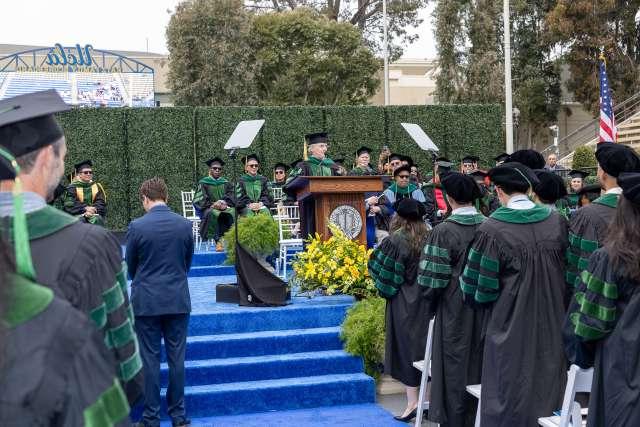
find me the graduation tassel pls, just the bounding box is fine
[303,137,308,161]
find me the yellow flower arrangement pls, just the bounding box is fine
[291,223,376,299]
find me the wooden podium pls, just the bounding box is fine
[286,176,383,245]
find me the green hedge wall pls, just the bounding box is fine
[56,104,503,230]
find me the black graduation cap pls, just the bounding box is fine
[388,153,403,162]
[290,159,303,169]
[273,162,289,171]
[440,171,482,203]
[494,152,509,163]
[462,155,480,164]
[73,159,92,173]
[333,158,345,166]
[394,197,427,220]
[489,161,540,191]
[356,146,372,156]
[0,89,70,157]
[618,172,640,204]
[578,184,602,196]
[305,132,328,145]
[393,165,412,177]
[242,154,260,164]
[533,170,568,203]
[402,155,415,167]
[507,149,545,170]
[0,154,16,180]
[470,170,488,183]
[595,143,640,177]
[205,157,225,167]
[568,169,589,180]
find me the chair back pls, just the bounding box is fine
[272,187,284,202]
[181,190,197,219]
[275,204,301,241]
[558,365,593,427]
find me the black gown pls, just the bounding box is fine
[564,249,640,427]
[1,275,130,426]
[2,205,143,405]
[566,193,617,293]
[459,206,569,427]
[368,230,432,387]
[417,212,488,427]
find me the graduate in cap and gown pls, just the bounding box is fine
[0,90,143,405]
[533,169,570,219]
[461,155,479,174]
[368,198,432,423]
[0,150,130,427]
[349,146,377,176]
[459,162,568,427]
[566,169,589,209]
[566,143,640,292]
[193,157,235,251]
[417,172,487,427]
[236,153,274,216]
[270,162,289,189]
[576,184,602,207]
[563,172,640,426]
[62,159,107,225]
[470,170,499,216]
[422,157,452,226]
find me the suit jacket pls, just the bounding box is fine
[126,204,193,316]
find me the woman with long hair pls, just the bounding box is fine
[368,198,432,422]
[564,172,640,426]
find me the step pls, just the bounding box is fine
[157,403,404,426]
[161,373,376,417]
[163,327,343,362]
[191,251,227,267]
[160,350,363,386]
[188,265,236,277]
[187,303,352,335]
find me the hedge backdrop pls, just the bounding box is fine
[56,105,503,230]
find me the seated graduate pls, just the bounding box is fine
[566,169,589,209]
[368,198,432,423]
[62,160,107,225]
[562,172,640,427]
[349,146,377,176]
[422,157,453,226]
[237,154,274,216]
[270,162,289,189]
[193,157,235,251]
[533,169,570,219]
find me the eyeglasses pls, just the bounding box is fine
[275,170,285,174]
[247,164,259,168]
[390,161,402,167]
[397,175,410,179]
[210,167,222,171]
[80,170,93,175]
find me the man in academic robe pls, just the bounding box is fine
[461,155,479,174]
[566,143,640,293]
[534,169,570,219]
[0,154,131,426]
[417,172,487,427]
[283,132,339,238]
[193,157,235,251]
[237,154,274,216]
[422,157,453,226]
[0,90,143,405]
[62,159,107,225]
[270,162,289,189]
[460,162,568,427]
[566,169,589,210]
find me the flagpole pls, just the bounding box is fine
[383,0,390,106]
[503,0,514,153]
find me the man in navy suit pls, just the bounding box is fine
[127,177,194,427]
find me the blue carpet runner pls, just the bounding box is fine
[138,250,401,425]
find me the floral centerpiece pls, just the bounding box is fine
[291,223,376,299]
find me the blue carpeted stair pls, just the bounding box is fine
[144,250,399,425]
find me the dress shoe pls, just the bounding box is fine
[393,407,417,422]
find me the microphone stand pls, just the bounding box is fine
[227,148,240,258]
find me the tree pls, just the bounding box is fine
[250,8,380,105]
[546,0,640,114]
[572,146,597,170]
[244,0,428,59]
[166,0,258,106]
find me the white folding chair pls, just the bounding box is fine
[538,365,593,427]
[271,186,284,202]
[466,384,481,427]
[181,190,202,250]
[414,317,435,427]
[274,204,303,279]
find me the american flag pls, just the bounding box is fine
[599,56,617,143]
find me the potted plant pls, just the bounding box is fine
[223,213,279,270]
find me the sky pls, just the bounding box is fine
[0,0,436,59]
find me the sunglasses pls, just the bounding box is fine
[397,175,410,179]
[210,167,222,171]
[80,170,93,175]
[247,164,259,168]
[275,170,285,174]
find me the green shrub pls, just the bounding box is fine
[341,296,386,381]
[572,146,597,170]
[223,213,279,264]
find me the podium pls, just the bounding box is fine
[286,176,383,245]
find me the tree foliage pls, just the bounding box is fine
[166,0,258,106]
[250,8,380,105]
[245,0,428,59]
[572,145,597,170]
[546,0,640,113]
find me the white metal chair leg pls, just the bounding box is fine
[414,318,435,427]
[474,396,481,427]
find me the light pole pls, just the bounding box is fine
[503,0,514,153]
[383,0,390,106]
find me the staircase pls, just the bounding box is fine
[142,250,393,425]
[542,92,640,167]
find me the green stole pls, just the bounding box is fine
[593,193,618,208]
[240,174,264,202]
[446,213,486,225]
[307,157,334,176]
[200,176,229,201]
[490,205,552,224]
[4,205,78,241]
[388,182,418,197]
[71,179,99,204]
[5,274,54,328]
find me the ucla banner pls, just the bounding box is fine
[0,43,155,107]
